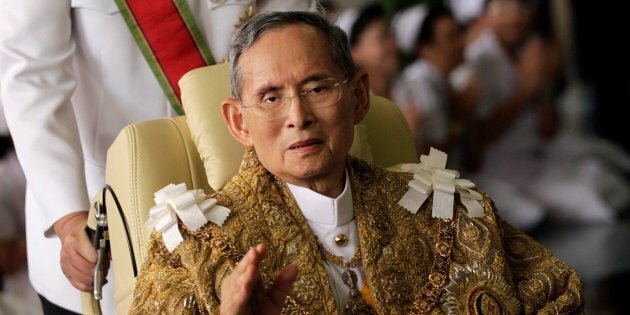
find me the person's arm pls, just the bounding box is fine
[0,0,97,290]
[477,37,548,145]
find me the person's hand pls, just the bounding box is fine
[220,244,298,315]
[518,37,547,101]
[54,211,107,291]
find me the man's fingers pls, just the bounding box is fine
[267,264,298,307]
[60,222,98,264]
[219,245,267,315]
[61,256,94,291]
[220,244,298,314]
[59,230,98,291]
[235,244,264,271]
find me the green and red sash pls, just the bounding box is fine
[115,0,216,115]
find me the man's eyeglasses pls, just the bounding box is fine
[241,78,349,120]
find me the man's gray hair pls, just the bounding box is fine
[227,10,358,99]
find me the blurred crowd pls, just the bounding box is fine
[325,0,630,232]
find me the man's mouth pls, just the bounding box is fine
[289,139,321,150]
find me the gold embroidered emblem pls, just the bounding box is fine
[444,262,521,314]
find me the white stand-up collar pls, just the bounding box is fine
[286,172,354,227]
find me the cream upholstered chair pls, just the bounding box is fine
[82,63,417,314]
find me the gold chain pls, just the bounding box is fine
[316,238,376,315]
[317,242,361,269]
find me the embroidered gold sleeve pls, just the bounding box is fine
[500,219,585,314]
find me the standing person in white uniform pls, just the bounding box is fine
[393,5,469,160]
[0,1,316,314]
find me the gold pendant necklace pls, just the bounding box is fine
[317,242,376,315]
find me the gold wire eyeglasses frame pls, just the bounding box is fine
[240,77,350,120]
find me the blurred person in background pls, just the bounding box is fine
[335,2,400,100]
[0,96,40,314]
[393,5,479,163]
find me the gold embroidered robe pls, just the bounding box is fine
[130,149,584,314]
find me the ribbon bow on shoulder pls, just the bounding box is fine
[146,183,231,252]
[396,147,484,219]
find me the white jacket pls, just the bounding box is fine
[0,0,314,313]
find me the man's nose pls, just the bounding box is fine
[284,94,313,126]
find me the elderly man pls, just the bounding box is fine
[130,10,584,314]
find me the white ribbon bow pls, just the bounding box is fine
[397,147,484,219]
[146,183,231,252]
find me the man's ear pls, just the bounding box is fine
[351,69,371,124]
[221,98,254,147]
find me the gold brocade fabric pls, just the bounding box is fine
[130,148,584,314]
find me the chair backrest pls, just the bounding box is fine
[82,63,417,315]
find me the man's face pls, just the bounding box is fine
[351,19,399,79]
[486,0,531,50]
[432,16,464,71]
[225,23,369,193]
